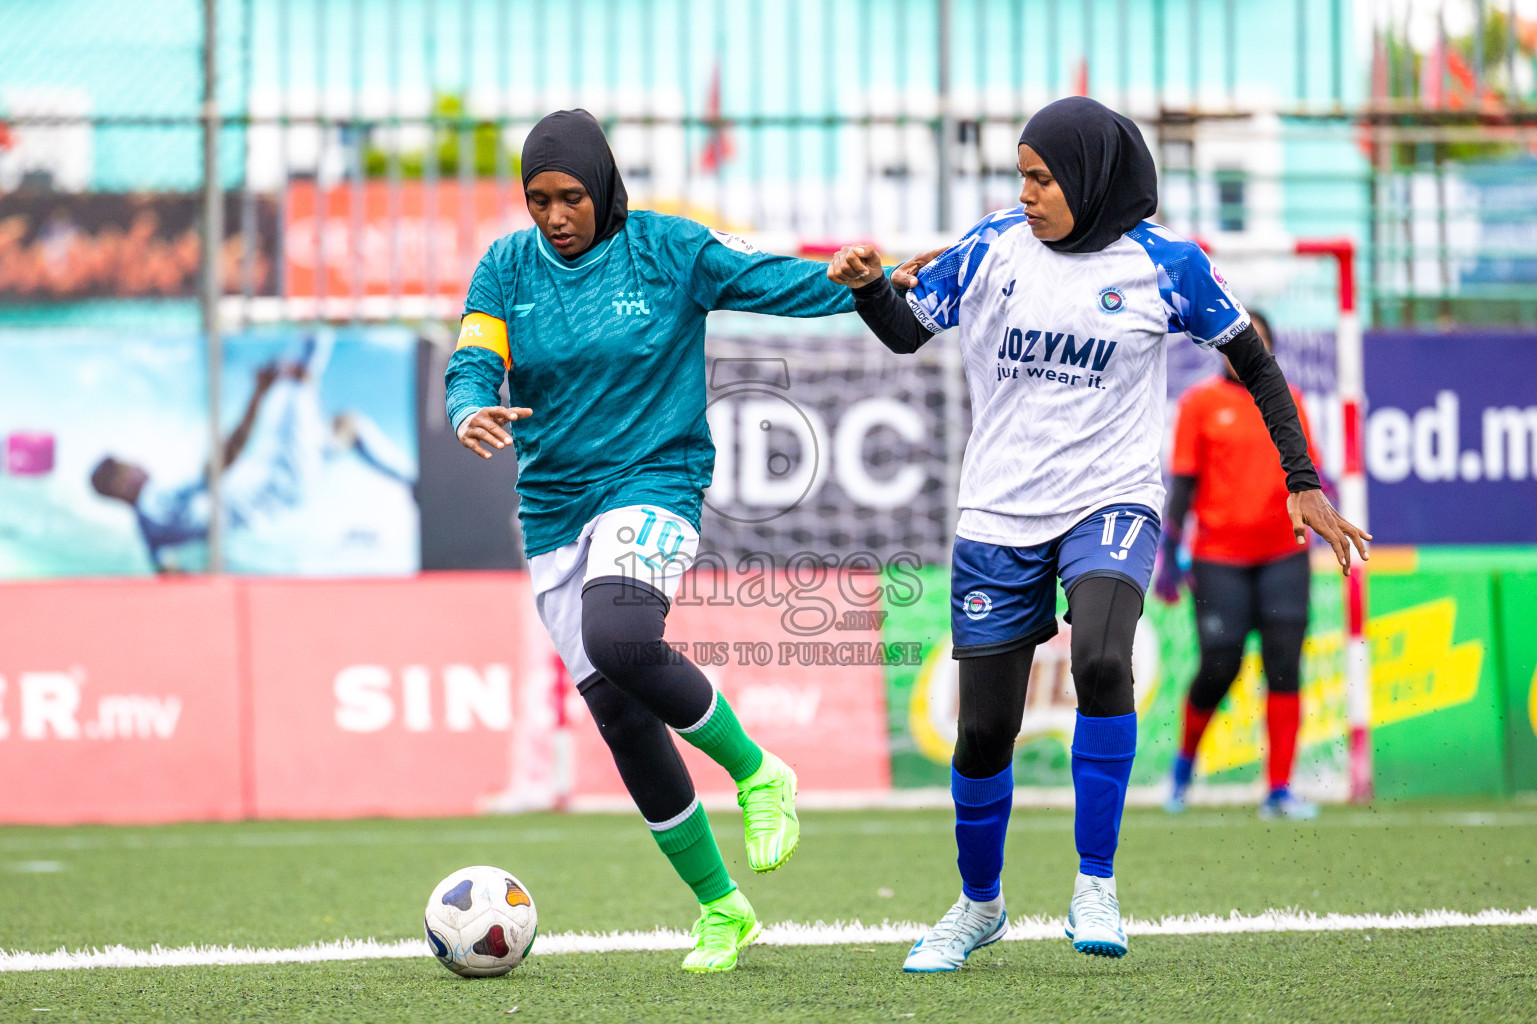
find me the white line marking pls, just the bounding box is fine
[5,807,1534,855]
[6,861,66,873]
[3,908,1535,973]
[0,828,586,854]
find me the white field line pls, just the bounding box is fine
[5,808,1537,857]
[4,908,1536,973]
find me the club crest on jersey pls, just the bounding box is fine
[962,590,993,621]
[709,228,759,254]
[1097,287,1126,315]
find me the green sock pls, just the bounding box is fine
[650,802,736,904]
[677,691,765,782]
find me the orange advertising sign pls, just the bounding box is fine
[283,180,532,299]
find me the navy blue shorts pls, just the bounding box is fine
[951,503,1162,658]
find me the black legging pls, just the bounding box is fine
[954,576,1142,779]
[578,675,696,823]
[573,577,722,825]
[1187,621,1305,710]
[1186,555,1309,709]
[580,577,716,728]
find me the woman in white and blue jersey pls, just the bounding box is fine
[446,110,861,973]
[828,97,1369,971]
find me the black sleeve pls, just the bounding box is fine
[1162,474,1196,549]
[1218,325,1323,493]
[851,275,933,354]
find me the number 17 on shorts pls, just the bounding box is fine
[1057,504,1161,596]
[1098,509,1150,562]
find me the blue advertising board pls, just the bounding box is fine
[1365,331,1537,544]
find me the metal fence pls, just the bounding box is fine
[3,0,1536,328]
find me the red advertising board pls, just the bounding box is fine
[0,571,894,824]
[284,180,532,299]
[244,574,548,820]
[565,574,894,804]
[0,578,244,824]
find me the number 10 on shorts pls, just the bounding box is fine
[631,508,686,569]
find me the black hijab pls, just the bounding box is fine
[520,109,629,251]
[1018,97,1157,254]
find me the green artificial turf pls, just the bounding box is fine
[2,801,1535,1021]
[3,931,1535,1023]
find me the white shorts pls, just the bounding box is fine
[527,504,701,686]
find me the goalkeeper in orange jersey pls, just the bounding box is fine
[1156,311,1329,820]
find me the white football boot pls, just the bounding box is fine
[1064,872,1128,958]
[902,893,1010,972]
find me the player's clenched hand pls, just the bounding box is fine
[826,245,885,289]
[1287,489,1372,575]
[892,247,945,290]
[457,406,532,460]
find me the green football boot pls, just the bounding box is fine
[736,750,800,873]
[682,888,762,972]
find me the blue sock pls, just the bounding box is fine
[1071,712,1137,879]
[1171,753,1194,791]
[952,764,1013,902]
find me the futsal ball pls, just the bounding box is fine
[423,865,538,977]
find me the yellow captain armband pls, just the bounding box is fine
[457,312,510,368]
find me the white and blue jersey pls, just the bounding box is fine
[907,211,1246,653]
[134,478,211,570]
[907,211,1249,549]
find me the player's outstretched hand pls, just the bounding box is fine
[457,406,532,460]
[255,360,280,392]
[826,245,885,289]
[1287,489,1372,575]
[891,247,945,290]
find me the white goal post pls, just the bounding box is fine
[1202,236,1371,804]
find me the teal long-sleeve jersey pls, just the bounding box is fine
[445,210,856,557]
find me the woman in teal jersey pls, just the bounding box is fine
[445,109,859,973]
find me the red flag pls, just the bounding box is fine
[1370,34,1388,105]
[1420,37,1444,108]
[700,64,734,174]
[1445,47,1476,109]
